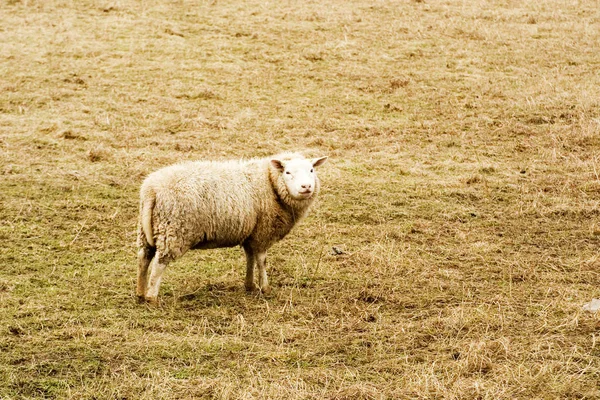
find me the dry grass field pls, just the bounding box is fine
[2,0,600,398]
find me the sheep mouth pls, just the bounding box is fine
[297,191,313,198]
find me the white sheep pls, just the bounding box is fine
[136,153,328,304]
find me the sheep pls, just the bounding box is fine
[136,153,328,304]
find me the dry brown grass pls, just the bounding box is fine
[2,0,600,398]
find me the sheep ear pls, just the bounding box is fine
[271,159,285,172]
[311,156,328,168]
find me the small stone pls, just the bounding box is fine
[582,299,600,312]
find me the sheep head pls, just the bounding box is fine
[271,155,328,201]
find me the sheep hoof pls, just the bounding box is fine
[245,283,258,292]
[136,295,146,304]
[260,286,272,295]
[145,296,161,306]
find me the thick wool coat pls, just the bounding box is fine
[137,153,319,261]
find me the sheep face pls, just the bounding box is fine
[271,156,328,200]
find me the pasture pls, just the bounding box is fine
[1,0,600,398]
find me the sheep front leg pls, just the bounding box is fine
[145,254,170,305]
[256,251,271,294]
[243,244,257,292]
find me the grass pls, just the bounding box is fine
[1,0,600,398]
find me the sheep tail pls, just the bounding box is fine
[140,189,156,247]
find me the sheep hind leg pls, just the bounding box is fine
[243,244,257,292]
[145,253,170,305]
[136,246,155,302]
[256,251,271,295]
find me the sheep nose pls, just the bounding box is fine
[301,183,312,190]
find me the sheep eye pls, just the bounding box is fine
[310,169,314,173]
[285,171,291,175]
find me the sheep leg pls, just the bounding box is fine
[243,244,257,292]
[256,251,271,294]
[136,246,155,302]
[145,254,170,305]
